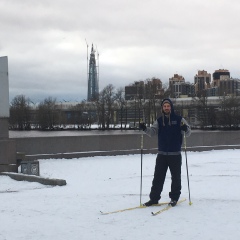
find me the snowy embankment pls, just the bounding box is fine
[0,149,240,240]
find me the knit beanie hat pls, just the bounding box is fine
[161,99,171,107]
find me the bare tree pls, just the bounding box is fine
[71,100,95,129]
[95,84,116,129]
[104,84,116,128]
[37,97,59,130]
[115,88,126,129]
[217,95,240,129]
[192,96,210,129]
[10,95,32,130]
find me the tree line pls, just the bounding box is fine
[9,84,240,130]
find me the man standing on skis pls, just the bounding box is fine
[139,98,191,207]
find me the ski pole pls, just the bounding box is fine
[184,132,192,205]
[140,129,143,206]
[139,103,145,207]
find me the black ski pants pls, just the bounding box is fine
[149,153,182,202]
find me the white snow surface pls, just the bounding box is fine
[1,149,240,240]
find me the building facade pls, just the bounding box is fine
[219,78,239,96]
[194,70,211,95]
[212,69,230,87]
[168,74,185,98]
[125,78,163,100]
[168,74,195,98]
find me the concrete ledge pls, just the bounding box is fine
[0,172,67,186]
[186,145,240,151]
[25,149,159,160]
[24,144,240,160]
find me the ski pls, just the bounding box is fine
[151,198,186,216]
[100,202,169,215]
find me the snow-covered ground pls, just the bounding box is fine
[1,149,240,240]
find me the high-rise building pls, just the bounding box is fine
[169,74,185,98]
[212,69,230,87]
[219,78,239,96]
[87,44,99,101]
[194,70,211,95]
[145,78,163,99]
[206,87,218,97]
[180,82,195,97]
[125,78,163,100]
[125,81,144,100]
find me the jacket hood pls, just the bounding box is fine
[161,98,175,115]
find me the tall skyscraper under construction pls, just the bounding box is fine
[87,44,99,101]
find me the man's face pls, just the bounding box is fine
[162,103,171,115]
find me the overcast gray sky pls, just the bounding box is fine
[1,0,240,103]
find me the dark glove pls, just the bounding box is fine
[180,123,188,132]
[139,122,146,131]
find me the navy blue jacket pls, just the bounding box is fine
[157,114,182,153]
[144,98,191,154]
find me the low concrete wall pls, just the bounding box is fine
[0,172,67,186]
[11,130,240,160]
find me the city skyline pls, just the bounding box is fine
[8,66,240,102]
[1,0,240,102]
